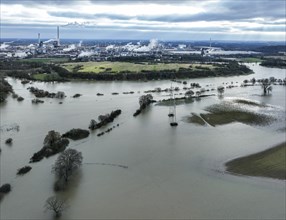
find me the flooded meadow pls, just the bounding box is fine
[0,63,285,219]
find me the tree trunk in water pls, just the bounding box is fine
[55,211,61,218]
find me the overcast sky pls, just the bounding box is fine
[1,0,285,41]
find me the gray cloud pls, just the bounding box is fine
[1,0,193,5]
[3,21,282,34]
[223,0,285,20]
[2,0,285,41]
[47,0,285,23]
[2,23,283,41]
[5,0,285,23]
[240,25,285,32]
[1,22,230,33]
[49,12,132,20]
[2,0,82,5]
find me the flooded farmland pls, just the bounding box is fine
[0,63,285,219]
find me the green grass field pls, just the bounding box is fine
[32,73,61,81]
[226,142,286,180]
[239,57,263,63]
[61,62,215,74]
[200,100,274,127]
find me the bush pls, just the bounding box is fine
[5,138,12,144]
[62,128,90,140]
[17,166,32,175]
[0,184,11,193]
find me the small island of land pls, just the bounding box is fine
[225,142,286,180]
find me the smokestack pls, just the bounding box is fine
[57,26,60,46]
[38,33,40,44]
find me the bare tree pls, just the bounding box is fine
[260,78,272,95]
[251,77,256,85]
[217,86,225,96]
[52,149,83,183]
[44,196,68,218]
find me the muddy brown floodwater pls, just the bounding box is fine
[0,63,285,219]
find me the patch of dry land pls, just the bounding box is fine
[187,99,275,127]
[61,62,215,74]
[225,142,286,180]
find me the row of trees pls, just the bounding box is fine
[242,77,284,95]
[0,77,13,102]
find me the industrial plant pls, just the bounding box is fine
[1,26,254,61]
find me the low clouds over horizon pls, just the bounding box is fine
[1,0,285,41]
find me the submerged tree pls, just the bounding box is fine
[260,78,272,95]
[52,149,83,183]
[251,77,256,85]
[44,130,61,147]
[44,196,68,218]
[217,86,225,96]
[185,90,194,98]
[88,119,98,130]
[139,94,153,109]
[98,114,110,122]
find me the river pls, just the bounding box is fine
[0,63,285,219]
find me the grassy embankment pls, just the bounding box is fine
[239,57,263,63]
[225,142,286,180]
[61,62,215,74]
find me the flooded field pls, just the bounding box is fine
[0,63,285,219]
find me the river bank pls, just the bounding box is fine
[225,142,286,180]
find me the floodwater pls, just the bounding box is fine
[0,63,285,219]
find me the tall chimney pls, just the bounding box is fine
[57,26,60,46]
[38,33,40,44]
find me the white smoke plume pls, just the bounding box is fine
[133,46,150,52]
[122,42,139,51]
[121,39,159,52]
[0,43,10,50]
[62,22,90,28]
[78,40,83,47]
[78,51,95,58]
[43,39,55,44]
[27,44,35,48]
[14,51,28,58]
[63,44,76,52]
[0,41,14,50]
[148,39,159,49]
[106,45,115,50]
